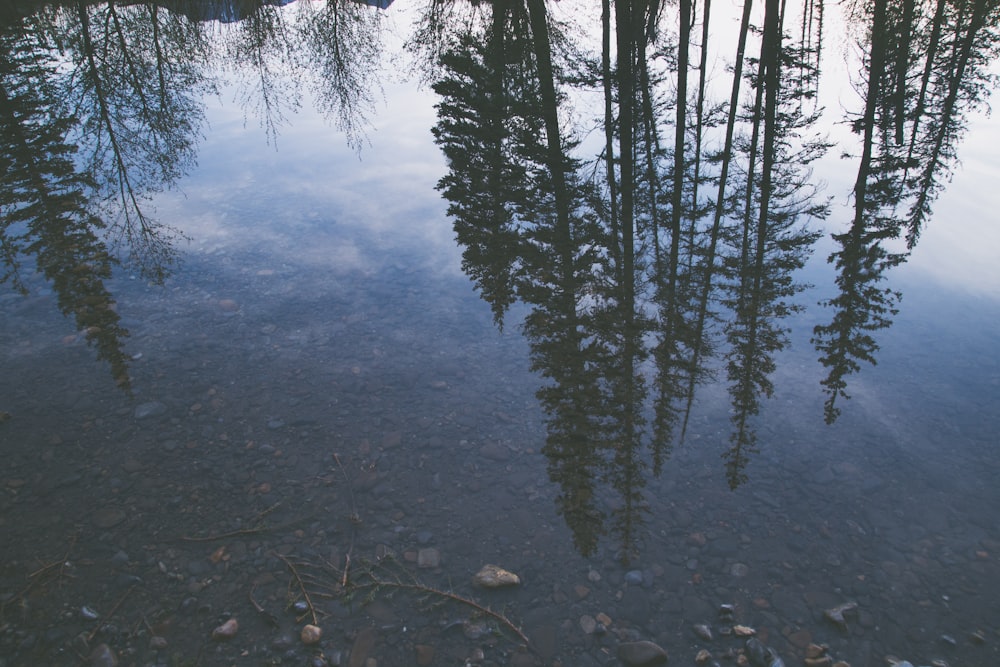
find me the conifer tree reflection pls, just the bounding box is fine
[431,1,655,560]
[57,1,209,282]
[0,19,131,389]
[717,0,828,487]
[813,0,1000,422]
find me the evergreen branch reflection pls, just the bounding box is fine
[432,0,830,558]
[1,20,131,389]
[813,0,1000,422]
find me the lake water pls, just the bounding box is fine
[1,2,998,667]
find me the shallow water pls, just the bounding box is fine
[1,2,999,667]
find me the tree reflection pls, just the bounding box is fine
[0,0,391,389]
[1,0,997,558]
[57,1,210,281]
[813,0,1000,422]
[1,14,131,388]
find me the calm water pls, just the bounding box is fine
[1,2,999,667]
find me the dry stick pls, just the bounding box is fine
[6,536,79,614]
[248,584,279,627]
[362,570,530,647]
[87,585,135,642]
[275,553,318,625]
[332,453,357,586]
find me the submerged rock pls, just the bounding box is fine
[473,564,521,587]
[618,640,668,665]
[692,623,713,641]
[823,602,858,629]
[89,643,118,667]
[211,618,238,641]
[300,624,322,645]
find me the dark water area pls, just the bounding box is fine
[2,2,999,667]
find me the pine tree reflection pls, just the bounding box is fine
[813,0,1000,422]
[1,19,132,389]
[433,0,834,556]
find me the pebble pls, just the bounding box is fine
[134,401,167,419]
[617,640,668,666]
[730,562,750,577]
[693,623,713,641]
[88,643,118,667]
[300,624,322,645]
[211,618,238,641]
[823,602,858,629]
[417,547,440,568]
[624,569,644,585]
[473,563,520,587]
[580,615,597,634]
[92,508,126,529]
[414,644,434,666]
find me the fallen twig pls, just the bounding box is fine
[87,585,134,642]
[276,553,318,625]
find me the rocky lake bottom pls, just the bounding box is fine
[1,256,998,667]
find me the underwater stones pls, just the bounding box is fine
[617,640,668,666]
[473,563,520,588]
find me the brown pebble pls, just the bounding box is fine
[300,624,322,645]
[415,644,434,666]
[211,618,238,641]
[805,643,827,658]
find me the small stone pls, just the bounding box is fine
[719,603,735,618]
[463,619,491,639]
[574,584,590,599]
[415,644,434,666]
[805,657,833,667]
[134,401,167,419]
[211,618,238,641]
[89,643,118,667]
[625,570,644,585]
[693,623,713,641]
[92,508,126,529]
[474,564,520,587]
[805,644,827,658]
[588,569,601,582]
[417,548,440,568]
[970,630,986,644]
[730,563,750,577]
[580,615,597,634]
[149,636,168,650]
[823,602,858,629]
[733,625,756,637]
[595,612,612,627]
[617,640,668,666]
[300,624,322,645]
[695,648,713,664]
